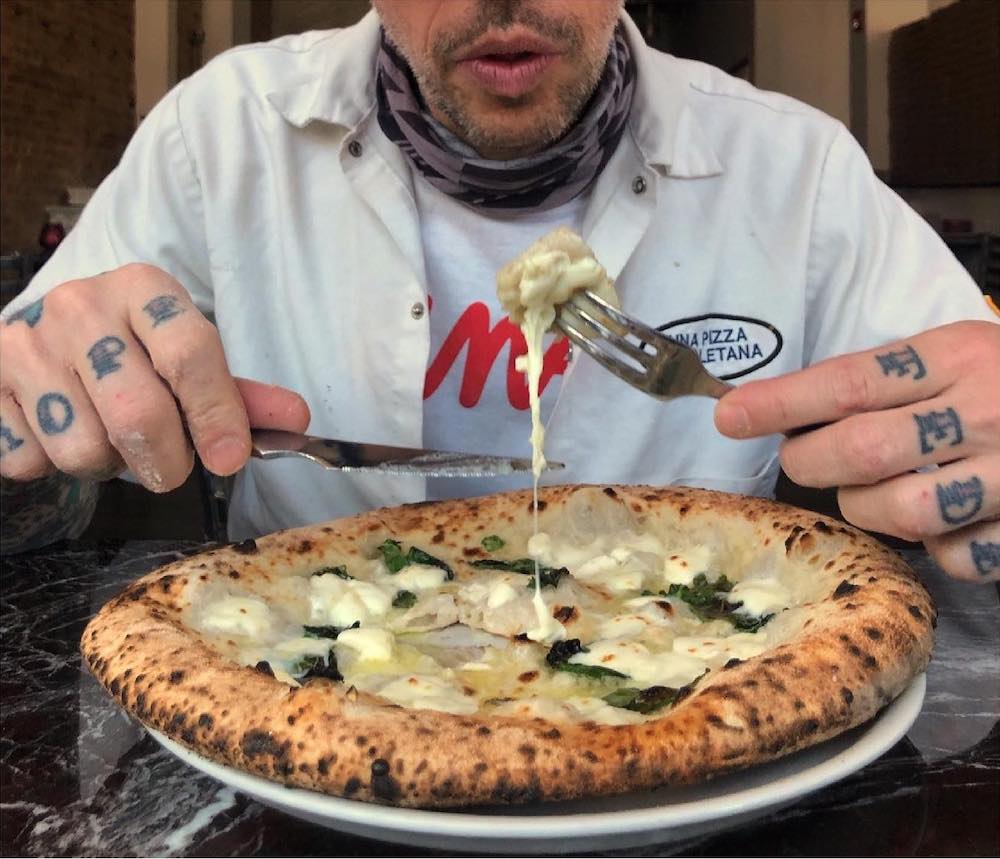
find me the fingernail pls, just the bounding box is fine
[717,402,751,437]
[205,434,248,475]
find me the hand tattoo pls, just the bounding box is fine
[876,345,926,380]
[0,420,25,457]
[5,298,44,328]
[971,541,1000,577]
[143,295,185,327]
[36,393,74,435]
[87,335,126,380]
[914,407,963,454]
[936,476,984,525]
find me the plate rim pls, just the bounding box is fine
[149,673,925,839]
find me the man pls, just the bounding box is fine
[1,1,997,581]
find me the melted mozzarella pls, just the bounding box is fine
[309,575,392,627]
[499,228,622,643]
[662,545,713,586]
[672,633,771,662]
[336,627,396,663]
[200,596,273,638]
[729,578,792,616]
[487,580,520,609]
[392,564,449,591]
[569,639,708,688]
[374,674,478,715]
[527,589,566,643]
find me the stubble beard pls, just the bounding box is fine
[382,5,619,160]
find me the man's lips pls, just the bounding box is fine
[455,33,562,98]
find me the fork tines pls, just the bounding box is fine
[556,291,660,385]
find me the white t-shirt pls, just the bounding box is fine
[416,179,587,501]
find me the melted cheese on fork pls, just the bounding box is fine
[497,227,620,642]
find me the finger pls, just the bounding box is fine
[124,272,250,476]
[236,378,311,432]
[10,344,121,481]
[716,334,953,438]
[781,396,991,488]
[74,327,194,493]
[0,394,54,481]
[839,456,1000,542]
[924,518,1000,582]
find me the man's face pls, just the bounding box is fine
[373,0,623,160]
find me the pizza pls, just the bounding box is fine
[80,484,934,808]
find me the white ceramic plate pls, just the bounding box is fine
[150,674,925,855]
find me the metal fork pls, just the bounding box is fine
[556,291,734,400]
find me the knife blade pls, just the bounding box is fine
[250,430,564,478]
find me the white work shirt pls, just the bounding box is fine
[8,11,994,539]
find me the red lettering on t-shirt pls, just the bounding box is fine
[423,301,569,410]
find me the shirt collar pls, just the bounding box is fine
[267,8,722,178]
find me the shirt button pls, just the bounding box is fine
[410,301,425,320]
[347,139,363,158]
[631,175,647,194]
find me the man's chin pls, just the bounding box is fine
[456,111,570,159]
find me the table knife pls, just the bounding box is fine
[250,429,563,478]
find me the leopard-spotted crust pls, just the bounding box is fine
[80,485,934,808]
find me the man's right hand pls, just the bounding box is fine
[0,264,310,492]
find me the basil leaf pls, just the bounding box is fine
[481,535,505,551]
[294,649,342,682]
[378,540,454,579]
[545,638,586,667]
[405,547,454,580]
[602,685,680,713]
[473,557,566,588]
[472,558,536,575]
[377,539,409,573]
[730,611,774,633]
[554,662,628,680]
[392,589,418,609]
[544,638,627,679]
[302,625,342,639]
[666,574,773,632]
[311,565,352,579]
[302,619,359,640]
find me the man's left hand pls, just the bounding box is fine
[714,320,1000,582]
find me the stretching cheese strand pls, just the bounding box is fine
[497,227,619,642]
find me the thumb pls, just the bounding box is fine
[235,378,311,432]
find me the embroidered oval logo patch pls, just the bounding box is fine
[655,314,783,380]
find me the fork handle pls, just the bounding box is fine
[696,377,735,399]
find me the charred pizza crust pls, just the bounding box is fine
[81,485,934,807]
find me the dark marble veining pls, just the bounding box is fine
[1,542,997,857]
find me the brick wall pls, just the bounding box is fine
[1,0,135,254]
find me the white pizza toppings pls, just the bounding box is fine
[309,574,393,628]
[199,595,274,638]
[728,577,793,616]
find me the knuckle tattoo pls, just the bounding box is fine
[4,297,44,329]
[36,393,75,436]
[913,407,963,455]
[935,476,985,527]
[143,294,186,328]
[0,419,26,458]
[874,344,926,381]
[87,335,127,380]
[971,540,1000,577]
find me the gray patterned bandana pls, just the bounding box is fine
[376,25,635,212]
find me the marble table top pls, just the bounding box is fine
[1,541,997,857]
